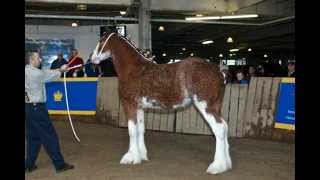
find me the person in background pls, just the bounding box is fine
[247,65,257,81]
[84,53,102,77]
[50,52,68,77]
[25,52,74,173]
[236,70,249,84]
[220,64,232,84]
[256,65,265,77]
[287,62,295,77]
[248,66,256,77]
[66,49,84,77]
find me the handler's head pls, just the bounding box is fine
[28,52,42,68]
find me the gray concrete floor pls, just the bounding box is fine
[26,121,295,180]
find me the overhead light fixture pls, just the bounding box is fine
[120,11,126,15]
[186,14,258,21]
[182,48,186,51]
[186,16,219,21]
[190,53,194,56]
[264,54,268,58]
[248,48,252,52]
[201,40,214,45]
[229,54,233,57]
[77,4,87,11]
[229,49,239,52]
[71,22,78,27]
[196,14,203,17]
[219,53,223,57]
[221,14,259,19]
[227,37,233,43]
[162,53,166,57]
[179,52,183,55]
[158,26,165,31]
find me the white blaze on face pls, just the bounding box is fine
[91,40,112,64]
[91,42,100,64]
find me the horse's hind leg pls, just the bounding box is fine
[193,95,232,174]
[137,109,149,161]
[221,118,232,169]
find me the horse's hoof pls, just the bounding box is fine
[141,156,149,161]
[140,153,149,161]
[120,152,141,165]
[206,160,228,175]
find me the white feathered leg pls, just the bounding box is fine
[137,109,149,161]
[120,120,142,164]
[193,95,231,174]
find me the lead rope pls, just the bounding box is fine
[63,71,81,142]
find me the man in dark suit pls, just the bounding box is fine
[50,52,68,77]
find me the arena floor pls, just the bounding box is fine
[25,121,294,180]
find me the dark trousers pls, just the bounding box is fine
[25,103,65,169]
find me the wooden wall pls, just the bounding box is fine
[96,77,294,142]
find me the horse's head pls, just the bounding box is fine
[92,32,116,64]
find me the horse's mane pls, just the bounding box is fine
[118,35,155,63]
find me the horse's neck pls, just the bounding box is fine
[111,37,147,80]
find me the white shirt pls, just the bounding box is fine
[25,64,61,103]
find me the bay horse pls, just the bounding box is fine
[91,32,232,174]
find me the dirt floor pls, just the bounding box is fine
[25,121,295,180]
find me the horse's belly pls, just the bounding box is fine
[139,96,192,110]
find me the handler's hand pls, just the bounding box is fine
[59,64,69,72]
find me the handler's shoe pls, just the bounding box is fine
[56,163,74,173]
[25,165,37,173]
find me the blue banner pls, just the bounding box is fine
[45,78,98,115]
[275,78,295,130]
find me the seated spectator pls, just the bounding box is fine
[236,70,249,84]
[84,53,101,77]
[66,49,84,77]
[51,52,68,77]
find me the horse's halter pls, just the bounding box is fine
[96,32,116,56]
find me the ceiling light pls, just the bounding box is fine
[158,26,165,31]
[248,48,252,52]
[120,11,126,15]
[227,37,233,43]
[201,40,214,44]
[77,4,87,11]
[71,22,78,27]
[162,53,166,57]
[186,16,220,21]
[229,49,239,52]
[190,53,194,56]
[182,48,186,51]
[186,14,258,21]
[179,52,183,55]
[264,54,268,58]
[219,53,223,57]
[221,14,258,19]
[196,14,203,17]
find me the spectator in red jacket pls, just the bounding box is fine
[66,49,84,77]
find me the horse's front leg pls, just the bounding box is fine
[137,109,149,161]
[120,104,142,165]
